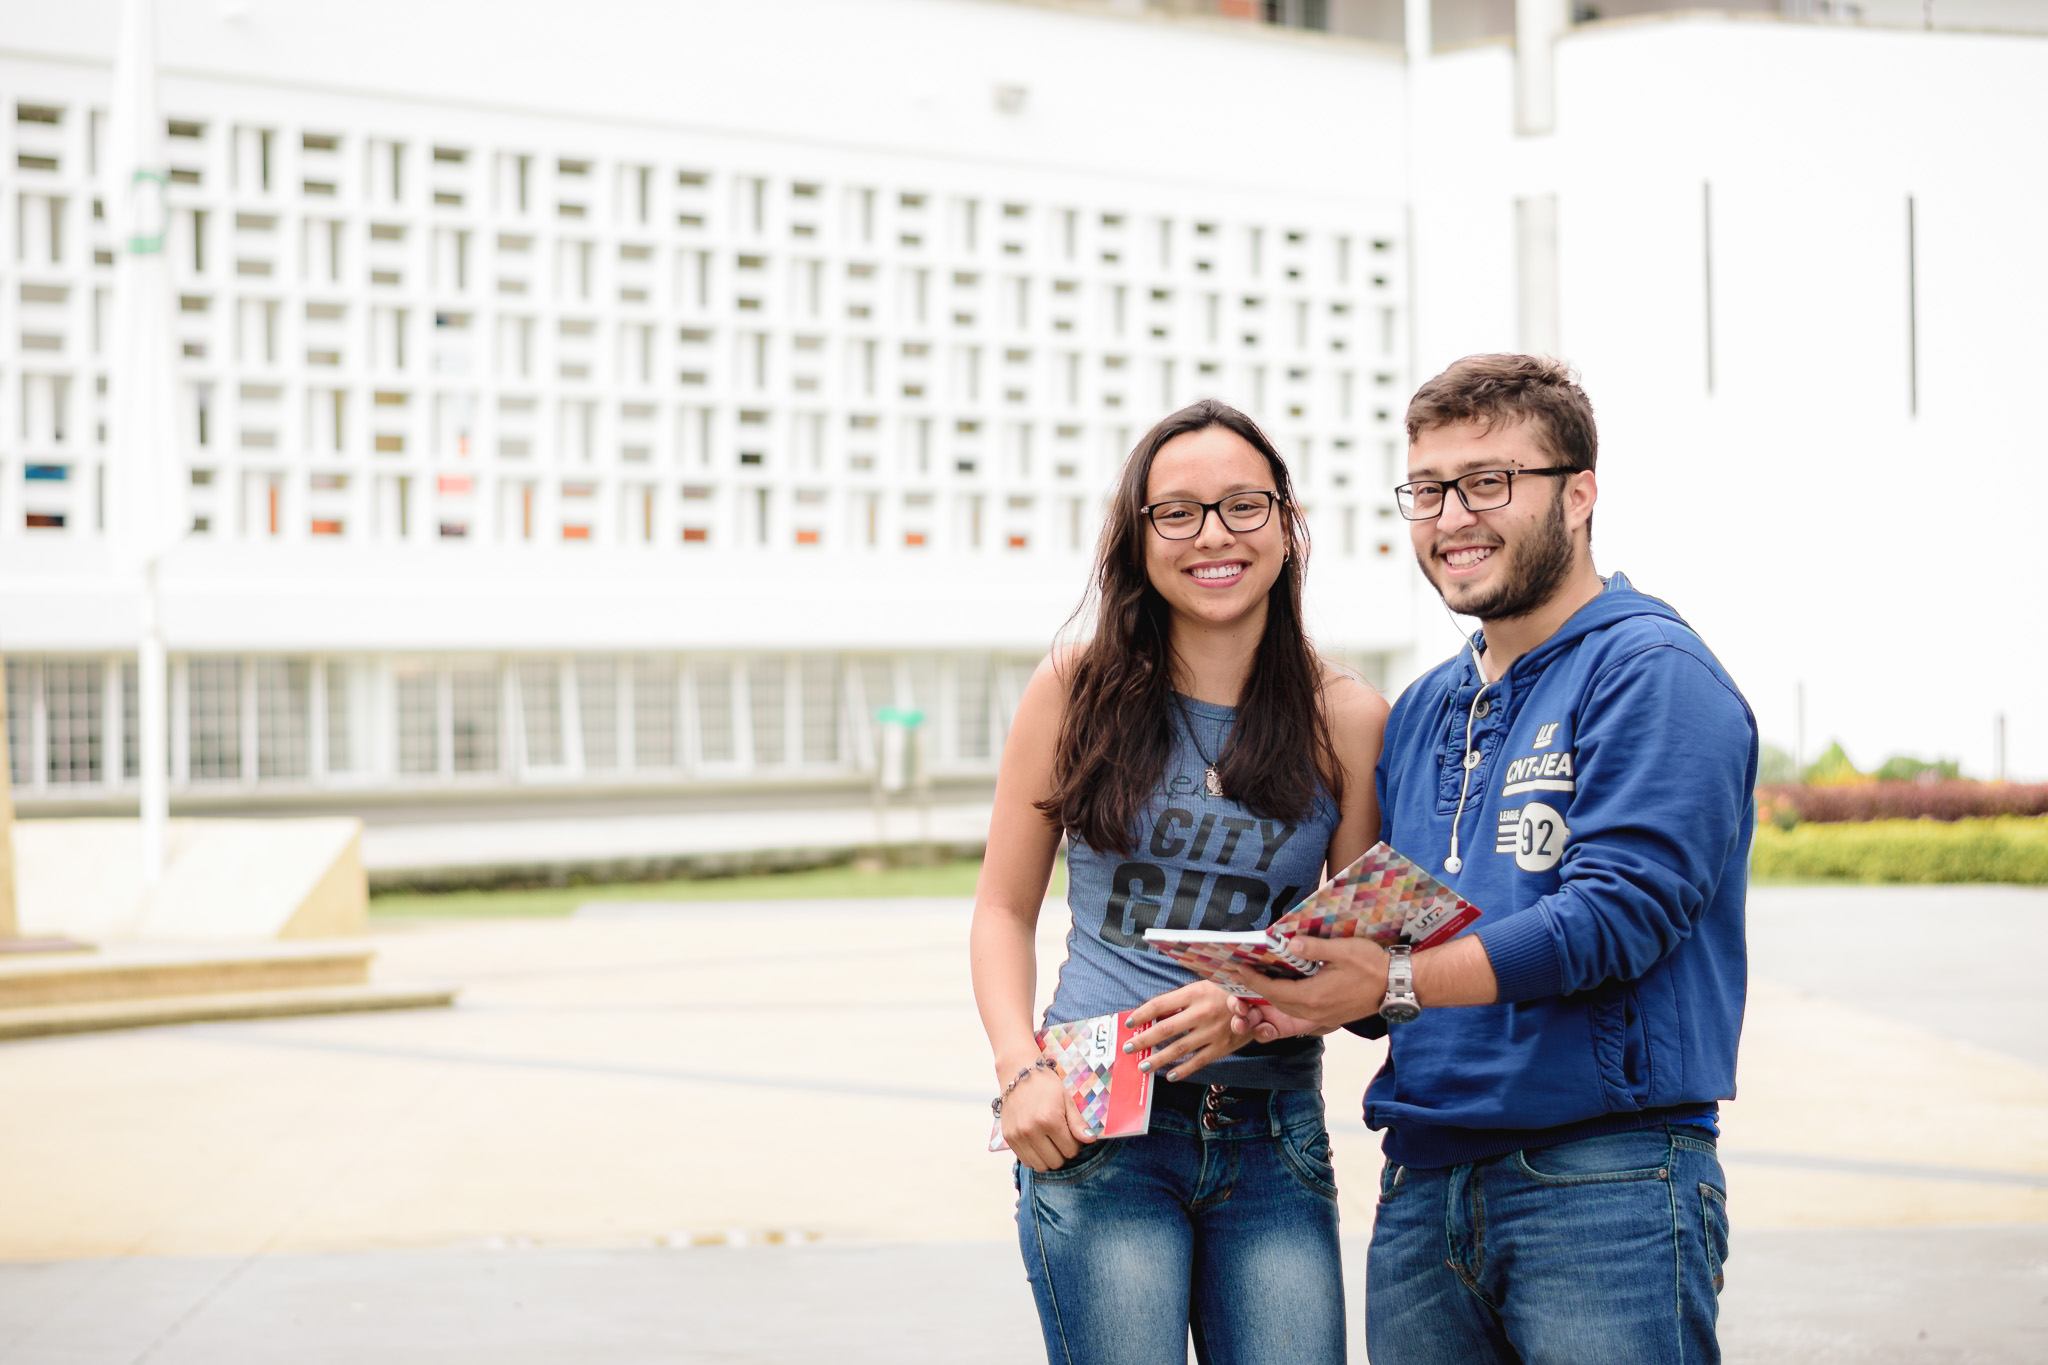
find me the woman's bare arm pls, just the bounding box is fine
[968,654,1090,1170]
[1322,670,1390,873]
[1235,668,1390,1044]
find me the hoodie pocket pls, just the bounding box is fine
[1589,986,1648,1111]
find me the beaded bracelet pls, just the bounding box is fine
[989,1056,1060,1118]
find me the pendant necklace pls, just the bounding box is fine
[1175,694,1230,799]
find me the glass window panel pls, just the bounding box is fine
[856,657,895,722]
[256,659,310,779]
[517,661,561,767]
[905,655,938,726]
[694,660,733,764]
[44,660,103,785]
[801,655,840,764]
[188,657,243,781]
[748,658,785,767]
[452,666,500,773]
[956,654,992,760]
[4,661,31,787]
[633,659,677,768]
[395,670,439,775]
[325,662,352,773]
[577,658,616,770]
[122,662,140,779]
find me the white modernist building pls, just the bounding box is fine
[6,0,2048,810]
[0,0,1417,810]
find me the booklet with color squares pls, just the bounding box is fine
[988,1009,1156,1153]
[1142,841,1484,1000]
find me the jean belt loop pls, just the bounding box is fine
[1268,1088,1282,1139]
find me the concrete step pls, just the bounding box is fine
[0,940,375,1011]
[0,981,458,1041]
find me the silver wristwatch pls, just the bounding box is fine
[1380,944,1421,1025]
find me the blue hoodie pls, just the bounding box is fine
[1364,573,1757,1167]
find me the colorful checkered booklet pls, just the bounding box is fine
[1141,841,1484,1001]
[988,1009,1156,1153]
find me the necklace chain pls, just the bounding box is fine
[1174,694,1231,799]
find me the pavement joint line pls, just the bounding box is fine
[451,999,965,1016]
[1721,1147,2048,1189]
[403,941,934,985]
[127,1249,267,1365]
[182,1027,989,1106]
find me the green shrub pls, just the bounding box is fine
[1752,816,2048,885]
[1873,754,1961,783]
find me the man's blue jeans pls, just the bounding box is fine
[1015,1082,1346,1365]
[1367,1125,1729,1365]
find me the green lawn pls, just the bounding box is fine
[371,855,1067,919]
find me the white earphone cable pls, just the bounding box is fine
[1442,623,1490,876]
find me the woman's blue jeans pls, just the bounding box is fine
[1014,1081,1346,1365]
[1367,1125,1730,1365]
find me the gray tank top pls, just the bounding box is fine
[1046,694,1339,1090]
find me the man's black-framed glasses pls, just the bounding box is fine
[1139,490,1281,540]
[1394,467,1575,521]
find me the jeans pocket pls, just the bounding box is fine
[1280,1125,1340,1202]
[1699,1181,1730,1293]
[1512,1129,1673,1185]
[1031,1137,1118,1184]
[1378,1161,1407,1205]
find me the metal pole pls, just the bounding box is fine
[139,560,168,882]
[1795,680,1806,776]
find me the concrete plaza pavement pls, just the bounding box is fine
[0,885,2043,1362]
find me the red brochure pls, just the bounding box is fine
[989,1009,1155,1153]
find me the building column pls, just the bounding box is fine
[0,658,16,938]
[1516,0,1570,136]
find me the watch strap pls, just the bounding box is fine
[1381,943,1421,1023]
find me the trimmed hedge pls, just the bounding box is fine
[1757,780,2048,824]
[1751,816,2048,885]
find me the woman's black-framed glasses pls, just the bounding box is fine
[1394,467,1574,521]
[1139,490,1280,540]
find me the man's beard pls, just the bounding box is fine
[1425,488,1575,623]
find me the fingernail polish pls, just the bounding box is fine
[1121,1041,1133,1054]
[1137,1061,1150,1072]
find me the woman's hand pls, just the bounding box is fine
[1124,981,1252,1083]
[1002,1056,1095,1173]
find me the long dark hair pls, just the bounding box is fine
[1036,399,1343,855]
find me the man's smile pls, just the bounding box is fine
[1434,542,1500,576]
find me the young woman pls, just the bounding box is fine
[970,400,1388,1365]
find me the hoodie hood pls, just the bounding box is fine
[1460,572,1691,683]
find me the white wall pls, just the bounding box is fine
[1409,15,2048,779]
[0,0,1418,665]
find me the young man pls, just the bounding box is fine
[1242,354,1756,1363]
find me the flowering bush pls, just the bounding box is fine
[1756,781,2048,824]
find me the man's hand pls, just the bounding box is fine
[1230,999,1329,1045]
[1124,981,1250,1083]
[1231,935,1501,1028]
[1229,937,1390,1032]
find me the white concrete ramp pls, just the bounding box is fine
[13,818,367,943]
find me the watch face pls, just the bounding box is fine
[1381,999,1422,1025]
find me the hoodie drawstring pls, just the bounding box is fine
[1444,641,1492,876]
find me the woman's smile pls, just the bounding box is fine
[1184,559,1249,588]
